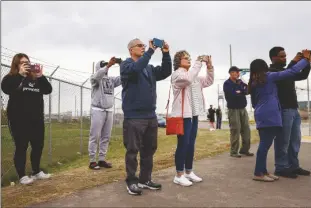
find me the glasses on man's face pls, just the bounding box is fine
[133,44,146,48]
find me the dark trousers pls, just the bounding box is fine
[254,127,281,176]
[175,116,198,172]
[216,117,222,129]
[123,118,158,185]
[8,119,45,179]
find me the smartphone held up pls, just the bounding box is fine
[27,63,41,73]
[152,38,164,48]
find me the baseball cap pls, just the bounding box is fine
[228,66,240,73]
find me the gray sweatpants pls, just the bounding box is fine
[88,109,113,162]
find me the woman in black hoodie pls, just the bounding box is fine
[1,53,52,185]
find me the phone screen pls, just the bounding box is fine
[153,38,163,48]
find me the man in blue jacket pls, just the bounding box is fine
[223,66,253,158]
[120,38,172,195]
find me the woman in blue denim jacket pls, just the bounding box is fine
[248,50,310,182]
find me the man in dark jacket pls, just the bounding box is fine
[120,38,172,195]
[269,47,311,178]
[223,66,253,158]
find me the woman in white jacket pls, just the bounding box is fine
[171,51,214,186]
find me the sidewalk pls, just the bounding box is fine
[31,143,311,207]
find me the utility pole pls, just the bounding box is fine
[92,62,95,74]
[229,44,232,67]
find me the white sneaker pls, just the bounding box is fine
[20,176,34,185]
[185,172,203,182]
[173,175,193,186]
[31,171,51,180]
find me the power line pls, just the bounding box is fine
[1,46,58,67]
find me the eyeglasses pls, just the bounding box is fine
[132,44,146,48]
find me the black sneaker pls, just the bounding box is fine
[230,154,241,158]
[292,167,310,176]
[138,181,162,190]
[126,183,142,195]
[239,152,254,156]
[98,161,112,168]
[89,162,100,170]
[275,168,298,178]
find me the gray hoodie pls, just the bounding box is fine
[90,61,122,111]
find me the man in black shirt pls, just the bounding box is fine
[269,47,311,178]
[208,105,216,130]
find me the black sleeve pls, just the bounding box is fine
[1,74,25,95]
[37,76,53,95]
[286,60,311,81]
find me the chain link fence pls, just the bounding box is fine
[0,63,123,186]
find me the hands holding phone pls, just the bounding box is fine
[197,55,213,69]
[149,39,169,53]
[19,63,43,78]
[302,49,311,62]
[19,63,30,77]
[203,55,213,69]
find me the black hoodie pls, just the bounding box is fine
[269,60,311,109]
[1,74,52,122]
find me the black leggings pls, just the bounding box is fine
[9,119,45,178]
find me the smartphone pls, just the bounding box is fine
[153,38,164,48]
[115,58,122,64]
[29,64,41,73]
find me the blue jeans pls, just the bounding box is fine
[274,109,301,172]
[175,116,198,172]
[255,127,281,176]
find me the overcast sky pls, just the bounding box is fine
[2,1,311,115]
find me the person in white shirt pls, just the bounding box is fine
[170,51,214,186]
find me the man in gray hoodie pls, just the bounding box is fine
[88,57,122,170]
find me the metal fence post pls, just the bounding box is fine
[80,78,89,155]
[80,86,83,154]
[48,66,59,164]
[48,78,52,164]
[58,81,61,122]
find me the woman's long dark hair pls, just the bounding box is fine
[247,59,269,94]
